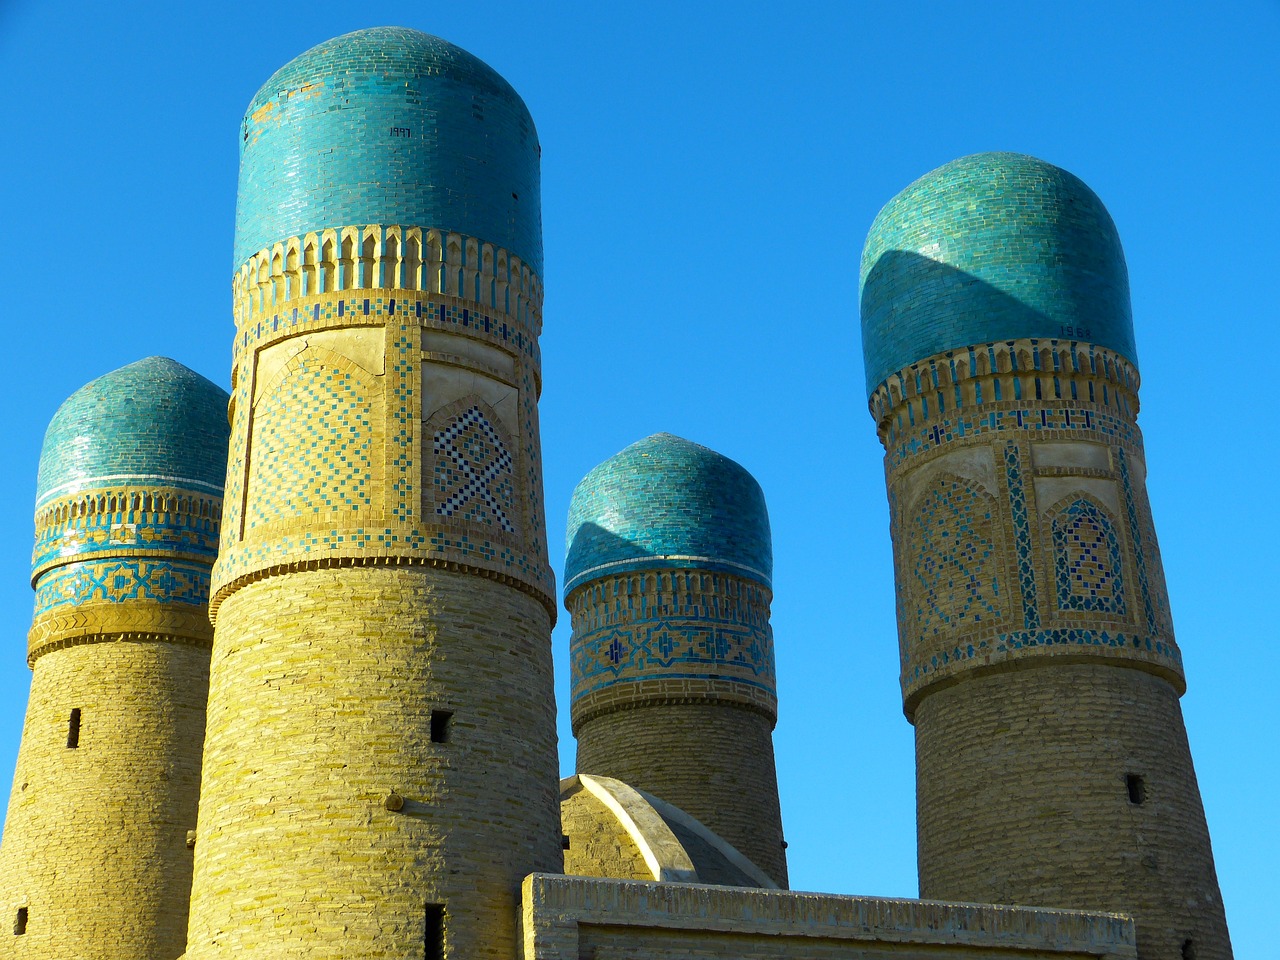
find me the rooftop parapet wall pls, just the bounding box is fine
[521,874,1138,960]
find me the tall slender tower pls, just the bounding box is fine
[564,433,788,887]
[184,28,560,959]
[860,153,1231,959]
[0,357,228,960]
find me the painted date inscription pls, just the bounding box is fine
[390,127,412,138]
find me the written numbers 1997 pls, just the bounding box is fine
[1059,325,1092,339]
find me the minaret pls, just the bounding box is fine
[564,433,788,887]
[183,28,560,959]
[860,152,1231,959]
[0,357,229,960]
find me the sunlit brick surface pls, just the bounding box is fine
[864,153,1231,959]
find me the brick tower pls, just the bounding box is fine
[860,153,1231,959]
[564,433,787,887]
[183,28,560,959]
[0,357,228,959]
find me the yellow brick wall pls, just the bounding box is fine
[0,639,209,960]
[873,342,1230,960]
[521,874,1139,960]
[560,789,652,882]
[914,663,1230,960]
[184,566,561,960]
[575,703,786,888]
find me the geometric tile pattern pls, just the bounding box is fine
[1116,447,1158,636]
[1003,443,1040,629]
[898,626,1184,705]
[32,486,221,575]
[888,402,1138,469]
[432,404,516,533]
[34,558,211,616]
[907,476,1003,643]
[212,284,553,609]
[568,571,776,705]
[1051,498,1126,615]
[572,616,774,695]
[246,351,378,530]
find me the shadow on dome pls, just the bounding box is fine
[565,522,656,593]
[861,249,1063,395]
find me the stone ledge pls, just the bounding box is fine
[521,873,1137,959]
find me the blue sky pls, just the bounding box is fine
[0,1,1275,953]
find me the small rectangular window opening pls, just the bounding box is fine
[430,711,453,744]
[425,903,445,960]
[561,833,571,850]
[1126,773,1146,805]
[14,907,27,935]
[67,709,82,749]
[1182,940,1196,960]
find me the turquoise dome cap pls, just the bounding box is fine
[234,27,541,273]
[859,152,1136,397]
[35,357,230,507]
[564,434,772,596]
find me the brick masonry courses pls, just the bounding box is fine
[574,701,786,888]
[184,567,560,959]
[520,874,1139,960]
[0,641,209,959]
[0,358,228,960]
[861,152,1232,959]
[185,27,561,958]
[564,435,787,887]
[915,664,1230,959]
[0,36,1238,960]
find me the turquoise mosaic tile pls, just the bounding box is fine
[860,153,1137,396]
[34,558,211,617]
[908,477,1001,641]
[1003,442,1040,629]
[32,499,219,573]
[234,27,541,273]
[889,404,1140,469]
[564,434,772,595]
[569,574,776,700]
[902,626,1182,697]
[1051,498,1126,615]
[1117,448,1158,636]
[36,358,230,507]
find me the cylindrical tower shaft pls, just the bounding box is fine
[565,434,787,887]
[0,357,228,960]
[184,28,560,960]
[861,153,1231,959]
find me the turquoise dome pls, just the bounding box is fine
[564,434,772,595]
[35,358,230,507]
[860,152,1136,397]
[234,27,541,273]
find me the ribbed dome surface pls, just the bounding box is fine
[234,26,541,272]
[860,152,1136,396]
[564,434,771,595]
[36,358,230,506]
